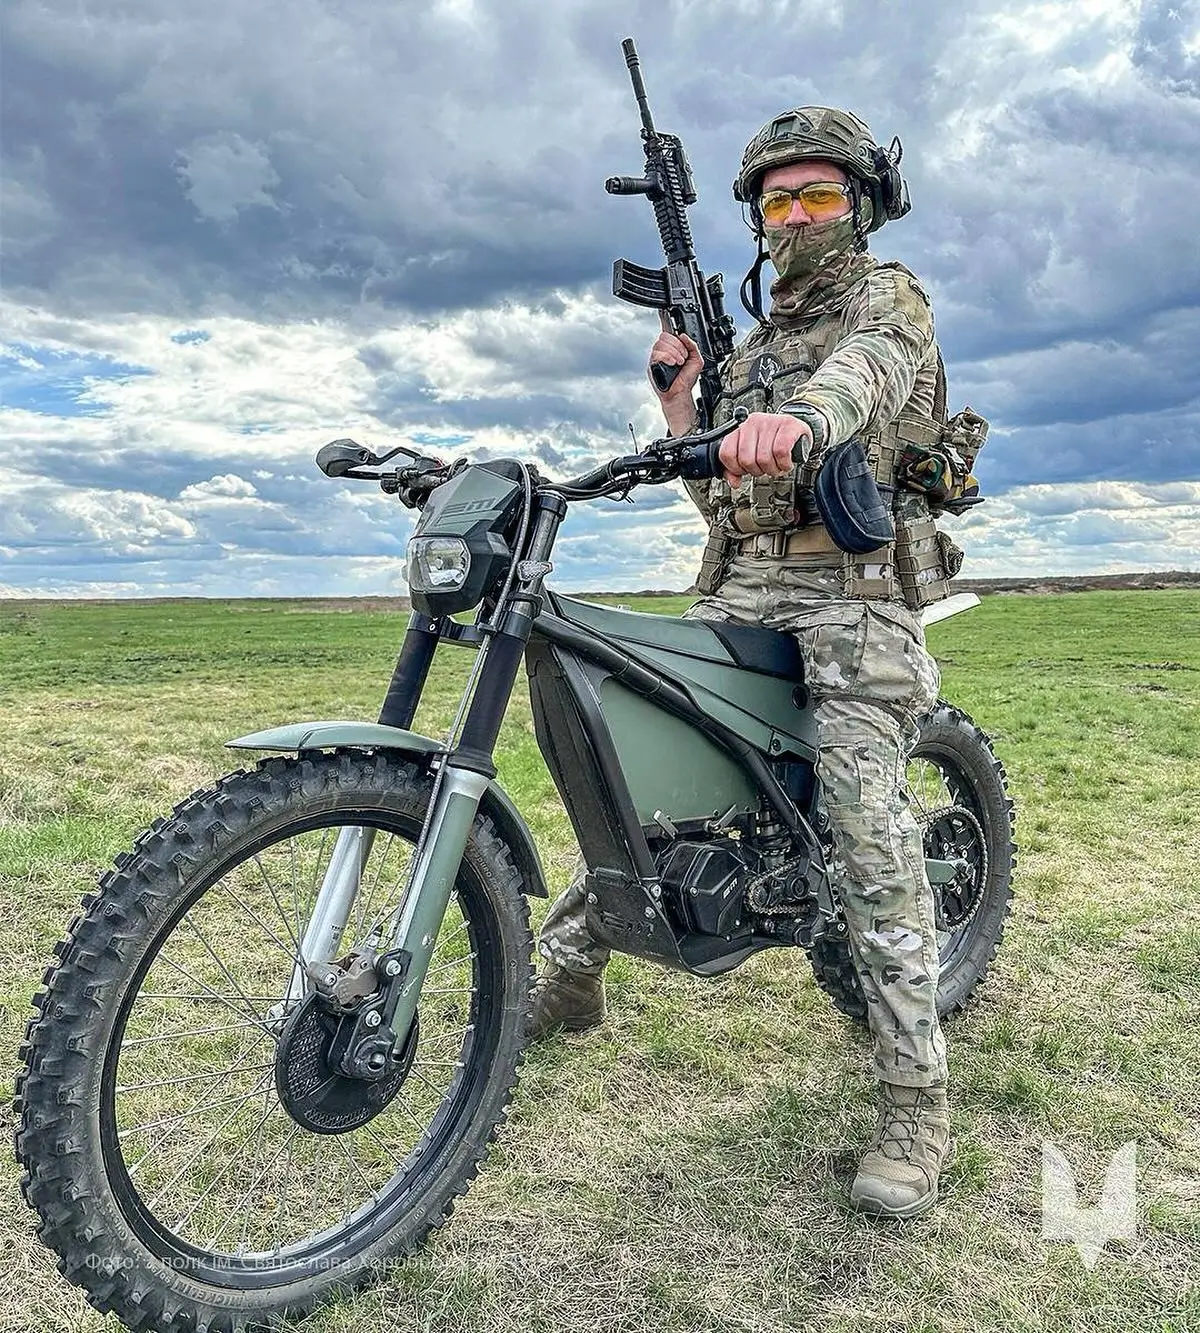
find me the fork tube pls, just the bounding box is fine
[378,611,441,729]
[294,825,372,978]
[380,648,526,1040]
[283,613,443,1002]
[381,765,492,1045]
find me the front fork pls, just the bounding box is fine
[280,607,444,1008]
[286,491,566,1055]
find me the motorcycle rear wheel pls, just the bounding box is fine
[15,750,534,1333]
[807,700,1016,1024]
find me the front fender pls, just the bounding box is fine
[229,720,445,756]
[227,720,547,898]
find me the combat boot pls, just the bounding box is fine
[527,962,606,1040]
[849,1080,953,1219]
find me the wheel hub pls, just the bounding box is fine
[275,993,419,1135]
[923,803,987,931]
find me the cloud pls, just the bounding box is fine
[178,474,259,500]
[175,132,282,225]
[1,0,1198,595]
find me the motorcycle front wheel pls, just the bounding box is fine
[16,750,534,1333]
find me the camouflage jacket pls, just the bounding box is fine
[685,257,941,533]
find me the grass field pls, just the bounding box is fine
[1,590,1198,1333]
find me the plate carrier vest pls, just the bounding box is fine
[683,264,987,610]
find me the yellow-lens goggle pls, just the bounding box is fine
[759,182,851,225]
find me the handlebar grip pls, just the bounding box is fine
[678,439,724,481]
[651,360,681,392]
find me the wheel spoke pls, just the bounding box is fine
[408,1065,451,1099]
[288,835,304,960]
[212,1123,300,1252]
[355,833,404,940]
[178,913,275,1026]
[145,1069,275,1214]
[307,825,333,912]
[120,1025,272,1138]
[237,1083,275,1253]
[430,917,470,956]
[356,1120,405,1176]
[154,955,276,1037]
[116,1063,274,1096]
[331,1132,381,1208]
[220,873,303,969]
[167,1095,281,1232]
[272,1133,297,1254]
[121,1080,277,1150]
[249,852,305,962]
[422,954,477,978]
[121,1019,263,1049]
[136,991,288,1003]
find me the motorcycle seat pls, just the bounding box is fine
[705,621,803,681]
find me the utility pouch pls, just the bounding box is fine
[892,407,990,515]
[841,549,901,601]
[813,439,896,553]
[893,493,961,610]
[727,472,803,535]
[899,444,955,507]
[696,526,734,596]
[938,406,990,516]
[942,406,989,471]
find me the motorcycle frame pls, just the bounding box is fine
[230,484,966,1042]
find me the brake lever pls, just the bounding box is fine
[644,405,748,457]
[641,406,749,481]
[384,456,457,507]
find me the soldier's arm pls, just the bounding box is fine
[784,267,935,449]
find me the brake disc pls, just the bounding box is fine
[275,993,419,1135]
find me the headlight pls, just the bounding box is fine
[407,536,471,593]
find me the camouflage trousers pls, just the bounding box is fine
[537,555,949,1088]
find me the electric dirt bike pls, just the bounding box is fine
[16,415,1015,1333]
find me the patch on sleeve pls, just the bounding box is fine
[889,272,933,333]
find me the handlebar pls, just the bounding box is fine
[315,405,817,508]
[545,408,750,499]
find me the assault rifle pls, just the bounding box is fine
[606,38,737,428]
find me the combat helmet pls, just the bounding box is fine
[733,105,911,323]
[735,106,911,237]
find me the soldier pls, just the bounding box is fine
[532,108,956,1220]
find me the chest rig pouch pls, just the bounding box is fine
[687,325,832,538]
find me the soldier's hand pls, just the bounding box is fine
[719,412,813,489]
[649,319,703,406]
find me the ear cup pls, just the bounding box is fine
[869,140,911,222]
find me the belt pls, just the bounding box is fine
[733,525,842,557]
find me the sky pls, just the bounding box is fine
[2,0,1199,597]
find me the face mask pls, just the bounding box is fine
[765,212,859,282]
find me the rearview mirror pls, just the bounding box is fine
[316,439,380,477]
